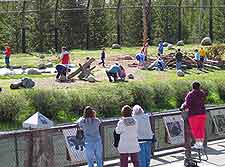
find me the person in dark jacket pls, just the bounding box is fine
[55,64,71,80]
[175,49,183,71]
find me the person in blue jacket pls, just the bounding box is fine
[105,63,121,82]
[158,40,164,55]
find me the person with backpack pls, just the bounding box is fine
[116,105,140,167]
[77,106,103,167]
[133,105,154,167]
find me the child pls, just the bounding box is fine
[118,65,126,81]
[99,48,106,67]
[3,43,11,68]
[77,106,103,167]
[133,105,154,167]
[116,105,140,167]
[141,40,149,61]
[60,47,71,68]
[194,49,201,70]
[158,40,164,55]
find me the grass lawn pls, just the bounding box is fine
[0,44,202,67]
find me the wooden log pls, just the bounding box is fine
[68,58,95,79]
[204,64,221,70]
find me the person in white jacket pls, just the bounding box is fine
[116,105,140,167]
[133,105,154,167]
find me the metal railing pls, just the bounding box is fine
[0,106,225,167]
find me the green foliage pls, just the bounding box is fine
[0,92,29,121]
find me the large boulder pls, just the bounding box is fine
[201,37,212,46]
[112,44,121,49]
[167,44,174,50]
[3,71,16,76]
[27,69,41,75]
[46,62,53,68]
[163,42,169,47]
[38,63,47,69]
[176,70,185,77]
[10,78,35,89]
[21,78,35,88]
[177,40,184,46]
[87,76,96,83]
[128,74,134,79]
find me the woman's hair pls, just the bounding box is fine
[132,105,144,116]
[192,81,200,90]
[121,105,132,117]
[83,106,96,118]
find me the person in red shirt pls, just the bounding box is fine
[60,47,71,68]
[3,43,11,68]
[184,81,207,149]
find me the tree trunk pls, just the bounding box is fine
[177,0,182,41]
[142,0,149,44]
[209,0,213,42]
[116,0,122,45]
[86,0,91,49]
[21,1,26,53]
[54,0,59,52]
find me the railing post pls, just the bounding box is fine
[100,123,105,163]
[184,119,191,160]
[14,134,19,167]
[150,114,156,156]
[24,132,33,167]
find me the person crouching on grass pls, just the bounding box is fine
[133,105,154,167]
[77,106,103,167]
[116,105,140,167]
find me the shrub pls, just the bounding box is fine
[24,89,72,121]
[0,92,29,121]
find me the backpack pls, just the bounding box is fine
[113,129,120,148]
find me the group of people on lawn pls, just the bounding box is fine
[75,81,207,167]
[2,42,208,81]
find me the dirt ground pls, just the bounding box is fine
[33,55,141,89]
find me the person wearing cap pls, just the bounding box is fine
[199,47,207,69]
[175,48,183,71]
[133,105,154,167]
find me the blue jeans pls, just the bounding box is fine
[85,139,103,167]
[176,61,182,71]
[5,56,10,66]
[138,141,152,167]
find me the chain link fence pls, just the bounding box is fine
[0,106,225,167]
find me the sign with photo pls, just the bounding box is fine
[163,115,184,145]
[210,109,225,135]
[63,128,86,162]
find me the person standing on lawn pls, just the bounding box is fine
[175,48,183,71]
[99,47,106,68]
[3,43,11,68]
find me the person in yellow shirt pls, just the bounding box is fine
[199,47,206,69]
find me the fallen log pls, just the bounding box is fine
[68,58,95,79]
